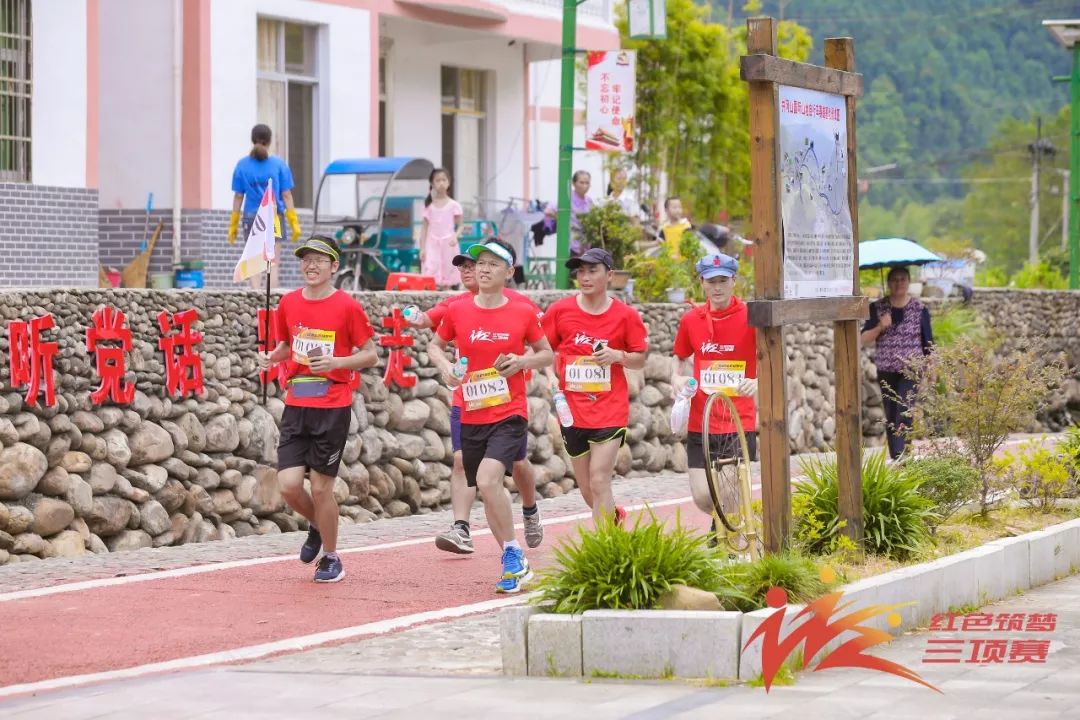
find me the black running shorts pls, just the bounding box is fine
[277,405,352,477]
[686,431,758,470]
[561,426,627,458]
[460,415,528,488]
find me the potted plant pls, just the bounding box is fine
[577,202,638,289]
[625,247,695,303]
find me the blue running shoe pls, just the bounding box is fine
[495,546,532,594]
[314,553,345,583]
[300,526,322,564]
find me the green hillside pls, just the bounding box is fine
[729,0,1074,209]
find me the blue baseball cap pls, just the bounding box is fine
[696,253,739,279]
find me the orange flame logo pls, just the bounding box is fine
[744,586,941,693]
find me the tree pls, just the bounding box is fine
[618,0,811,223]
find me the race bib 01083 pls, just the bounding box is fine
[564,356,611,393]
[699,360,746,396]
[462,367,512,411]
[291,329,336,366]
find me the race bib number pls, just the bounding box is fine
[462,367,511,411]
[699,360,745,396]
[291,329,335,366]
[564,357,611,393]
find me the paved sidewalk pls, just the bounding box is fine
[3,572,1078,719]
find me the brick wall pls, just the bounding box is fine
[0,183,99,288]
[100,208,313,290]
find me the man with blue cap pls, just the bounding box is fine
[671,252,758,531]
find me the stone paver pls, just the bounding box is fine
[5,571,1075,718]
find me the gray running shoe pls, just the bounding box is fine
[435,524,475,554]
[523,509,544,549]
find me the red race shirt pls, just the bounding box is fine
[431,289,543,409]
[673,297,757,435]
[436,297,544,425]
[541,296,649,429]
[273,289,375,408]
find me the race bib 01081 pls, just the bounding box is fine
[564,356,611,393]
[699,360,746,396]
[291,329,336,366]
[462,367,512,411]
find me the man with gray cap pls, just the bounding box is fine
[670,252,758,529]
[542,247,649,524]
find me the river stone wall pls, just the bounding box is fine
[0,287,1076,563]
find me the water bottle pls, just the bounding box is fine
[452,356,469,381]
[402,305,422,325]
[553,391,574,428]
[669,379,698,433]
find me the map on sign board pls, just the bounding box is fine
[778,85,854,299]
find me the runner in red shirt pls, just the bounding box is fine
[672,252,759,525]
[405,245,544,554]
[542,248,648,523]
[258,236,378,583]
[429,240,554,593]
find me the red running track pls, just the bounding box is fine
[0,501,708,690]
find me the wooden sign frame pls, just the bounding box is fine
[741,17,867,554]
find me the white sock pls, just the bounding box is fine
[503,539,521,551]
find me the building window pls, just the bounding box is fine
[0,0,31,182]
[256,18,317,208]
[441,66,488,218]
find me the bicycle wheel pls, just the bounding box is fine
[701,391,762,560]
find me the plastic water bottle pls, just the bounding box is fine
[553,391,574,428]
[402,305,422,325]
[452,356,469,381]
[669,379,698,433]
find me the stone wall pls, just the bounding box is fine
[0,287,1077,564]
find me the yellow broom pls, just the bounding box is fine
[121,220,164,288]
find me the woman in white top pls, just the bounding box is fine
[607,168,640,226]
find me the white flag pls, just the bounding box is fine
[233,178,278,282]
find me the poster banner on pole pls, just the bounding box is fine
[778,85,854,298]
[585,51,636,153]
[628,0,666,39]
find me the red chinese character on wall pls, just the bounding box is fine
[257,307,287,388]
[158,309,205,399]
[8,314,59,408]
[379,307,417,389]
[86,306,135,406]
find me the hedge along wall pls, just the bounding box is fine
[0,287,1076,564]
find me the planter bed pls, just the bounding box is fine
[500,518,1080,681]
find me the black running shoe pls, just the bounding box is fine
[300,526,322,564]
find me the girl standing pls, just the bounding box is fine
[420,168,464,289]
[228,124,302,289]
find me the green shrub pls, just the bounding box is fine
[794,450,936,560]
[577,201,638,270]
[717,552,832,612]
[993,440,1075,513]
[930,304,985,349]
[903,455,980,531]
[1010,261,1068,290]
[532,512,746,614]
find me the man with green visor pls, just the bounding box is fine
[258,235,378,583]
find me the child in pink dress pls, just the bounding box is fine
[420,168,464,289]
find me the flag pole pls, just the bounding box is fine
[263,267,270,406]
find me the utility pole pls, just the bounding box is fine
[1065,170,1072,252]
[554,0,579,290]
[1029,116,1042,266]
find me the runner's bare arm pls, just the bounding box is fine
[495,337,553,378]
[411,312,435,330]
[257,342,290,370]
[426,335,459,386]
[593,344,646,370]
[670,356,695,397]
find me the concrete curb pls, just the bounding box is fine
[500,518,1080,680]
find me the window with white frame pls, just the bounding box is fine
[257,18,317,208]
[441,66,488,218]
[0,0,31,182]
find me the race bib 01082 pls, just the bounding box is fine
[462,367,512,411]
[699,360,746,396]
[564,356,611,393]
[291,329,336,366]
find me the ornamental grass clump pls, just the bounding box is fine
[533,511,745,614]
[794,450,936,560]
[717,552,833,612]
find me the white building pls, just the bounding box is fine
[0,0,619,288]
